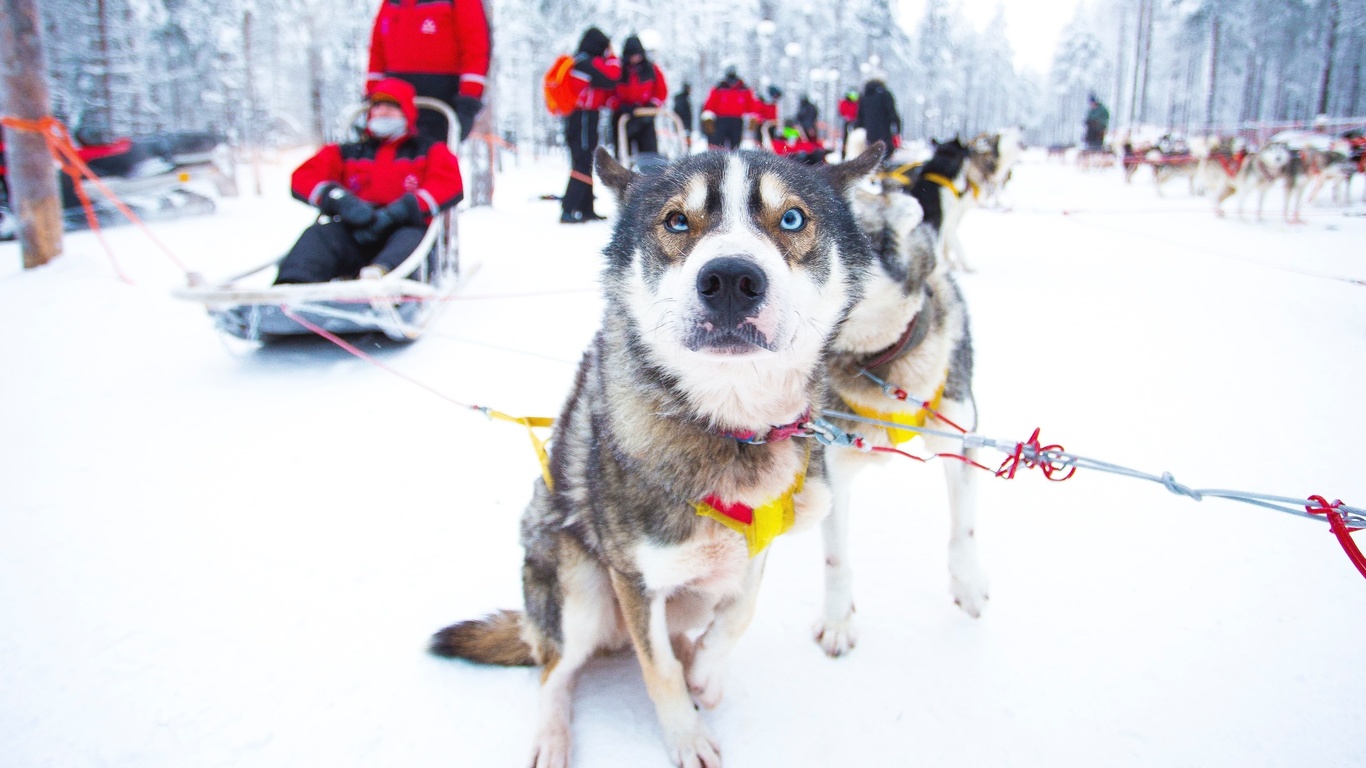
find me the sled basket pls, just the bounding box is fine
[171,97,476,342]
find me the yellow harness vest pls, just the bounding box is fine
[846,376,947,446]
[693,446,810,557]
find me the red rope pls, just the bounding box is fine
[995,427,1076,481]
[1,115,193,280]
[1306,496,1366,579]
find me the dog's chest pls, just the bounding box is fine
[634,522,752,597]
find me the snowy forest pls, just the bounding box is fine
[28,0,1366,150]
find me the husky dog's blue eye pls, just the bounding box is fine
[779,208,806,231]
[664,212,689,232]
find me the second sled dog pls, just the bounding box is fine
[429,145,885,767]
[815,170,988,656]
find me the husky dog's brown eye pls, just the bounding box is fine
[664,211,689,232]
[779,208,806,232]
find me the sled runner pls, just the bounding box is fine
[171,97,471,343]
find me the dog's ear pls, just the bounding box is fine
[595,147,635,204]
[823,141,885,195]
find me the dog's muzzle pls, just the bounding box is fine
[686,256,774,353]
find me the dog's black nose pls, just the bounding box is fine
[697,257,767,320]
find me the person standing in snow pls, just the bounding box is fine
[700,66,756,151]
[560,26,621,223]
[796,94,819,142]
[609,34,668,160]
[274,79,463,284]
[1084,93,1110,152]
[856,77,901,151]
[366,0,491,144]
[672,82,694,149]
[837,89,859,154]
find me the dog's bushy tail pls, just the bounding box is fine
[429,609,537,667]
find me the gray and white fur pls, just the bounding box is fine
[814,173,988,657]
[430,146,885,768]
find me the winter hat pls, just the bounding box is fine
[578,26,611,57]
[622,34,645,60]
[365,77,417,130]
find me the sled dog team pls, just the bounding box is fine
[1122,130,1364,222]
[429,143,988,767]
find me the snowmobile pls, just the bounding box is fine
[615,107,689,174]
[171,98,472,343]
[0,128,234,239]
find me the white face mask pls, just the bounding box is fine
[367,115,407,140]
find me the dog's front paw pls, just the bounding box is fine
[529,723,572,768]
[949,545,989,618]
[665,721,722,768]
[812,609,858,657]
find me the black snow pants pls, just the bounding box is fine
[274,218,425,284]
[562,109,600,219]
[709,116,744,150]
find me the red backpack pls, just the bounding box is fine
[543,54,583,117]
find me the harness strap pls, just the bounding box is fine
[479,408,556,490]
[693,444,810,557]
[880,161,923,186]
[922,171,966,199]
[846,375,948,446]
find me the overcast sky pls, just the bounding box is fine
[898,0,1083,73]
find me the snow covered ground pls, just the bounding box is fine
[2,148,1364,768]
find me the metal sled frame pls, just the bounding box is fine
[616,108,689,171]
[172,98,468,342]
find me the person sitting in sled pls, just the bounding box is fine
[274,78,463,285]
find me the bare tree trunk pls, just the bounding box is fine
[1205,10,1220,133]
[1316,0,1340,116]
[1137,0,1155,124]
[96,0,114,131]
[242,10,262,195]
[1114,5,1128,127]
[1,0,63,268]
[1128,0,1148,126]
[467,0,495,207]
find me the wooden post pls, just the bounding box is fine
[0,0,63,268]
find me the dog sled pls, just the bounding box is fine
[615,107,689,173]
[171,97,471,343]
[0,129,234,239]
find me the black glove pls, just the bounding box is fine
[454,96,482,142]
[353,193,423,246]
[318,184,375,228]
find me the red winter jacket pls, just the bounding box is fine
[702,80,756,119]
[610,63,668,110]
[571,54,622,111]
[291,79,463,216]
[367,0,491,99]
[838,96,859,123]
[753,99,778,124]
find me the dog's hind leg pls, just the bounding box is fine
[815,449,861,657]
[610,569,721,768]
[927,400,988,618]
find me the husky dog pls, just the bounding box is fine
[1147,135,1203,197]
[1237,142,1311,223]
[814,168,987,657]
[430,145,884,768]
[906,138,979,273]
[971,128,1022,208]
[1200,137,1248,217]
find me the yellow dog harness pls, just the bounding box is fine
[846,375,948,446]
[693,446,810,557]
